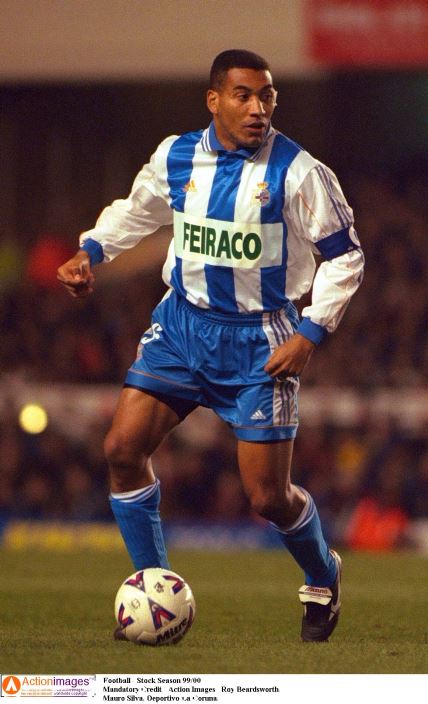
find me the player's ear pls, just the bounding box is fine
[207,89,219,115]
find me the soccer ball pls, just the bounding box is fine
[114,568,195,645]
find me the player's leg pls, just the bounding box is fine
[105,386,181,570]
[107,291,200,572]
[237,439,341,641]
[237,439,336,585]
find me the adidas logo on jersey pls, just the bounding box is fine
[250,409,266,420]
[183,179,197,193]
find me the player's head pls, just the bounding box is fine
[207,50,277,151]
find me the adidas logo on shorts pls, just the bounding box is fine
[250,409,266,420]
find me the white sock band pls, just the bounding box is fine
[271,487,315,535]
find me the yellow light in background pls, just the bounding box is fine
[19,403,48,434]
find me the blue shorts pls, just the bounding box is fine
[125,290,300,442]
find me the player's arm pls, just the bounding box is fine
[265,163,364,378]
[57,138,176,297]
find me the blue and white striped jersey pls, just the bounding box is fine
[80,123,364,344]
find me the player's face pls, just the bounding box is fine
[207,68,277,150]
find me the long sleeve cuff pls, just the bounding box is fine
[80,238,104,266]
[296,317,328,345]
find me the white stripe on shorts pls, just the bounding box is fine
[262,310,299,428]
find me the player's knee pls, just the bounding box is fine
[249,485,295,525]
[104,430,146,470]
[249,488,281,523]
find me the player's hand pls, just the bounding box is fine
[264,333,315,379]
[57,250,95,298]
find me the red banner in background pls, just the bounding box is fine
[307,0,428,67]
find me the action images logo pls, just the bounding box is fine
[2,676,21,696]
[1,674,95,697]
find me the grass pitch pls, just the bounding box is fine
[0,548,427,674]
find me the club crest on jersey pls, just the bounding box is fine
[183,179,197,193]
[251,181,270,207]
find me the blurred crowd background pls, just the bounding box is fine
[1,0,427,553]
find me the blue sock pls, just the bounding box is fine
[109,478,169,570]
[272,488,337,586]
